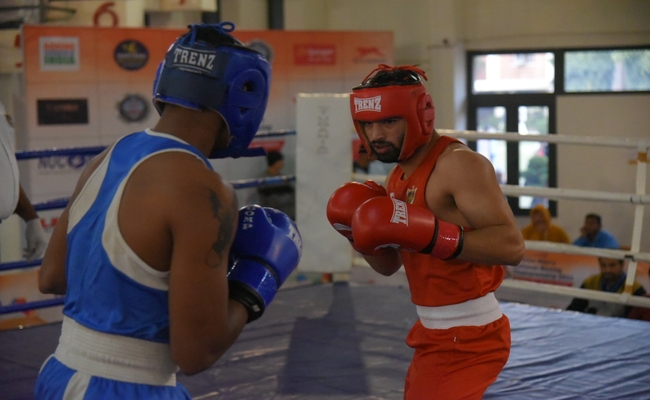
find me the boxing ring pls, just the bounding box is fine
[1,124,650,399]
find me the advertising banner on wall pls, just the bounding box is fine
[19,25,394,202]
[507,249,650,291]
[1,25,394,326]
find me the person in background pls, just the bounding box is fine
[627,265,650,322]
[566,257,646,318]
[521,204,571,244]
[0,101,47,261]
[328,64,525,399]
[257,150,296,220]
[355,146,396,177]
[353,146,371,175]
[35,23,302,399]
[573,213,620,249]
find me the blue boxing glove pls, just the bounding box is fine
[228,205,302,322]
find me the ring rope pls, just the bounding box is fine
[353,129,649,310]
[2,128,648,315]
[13,130,297,161]
[0,176,296,273]
[438,129,650,150]
[0,173,297,315]
[0,298,64,314]
[15,146,106,160]
[352,173,650,205]
[523,241,650,263]
[2,129,297,316]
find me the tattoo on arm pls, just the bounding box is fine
[206,190,237,267]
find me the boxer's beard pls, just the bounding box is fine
[372,137,403,164]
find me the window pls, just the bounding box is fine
[472,52,554,94]
[467,46,649,216]
[565,49,650,92]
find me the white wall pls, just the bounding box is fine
[556,95,650,250]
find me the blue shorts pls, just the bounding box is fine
[35,356,192,400]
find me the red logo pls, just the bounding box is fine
[356,47,385,58]
[294,44,336,65]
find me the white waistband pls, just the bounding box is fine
[416,292,502,330]
[54,316,178,386]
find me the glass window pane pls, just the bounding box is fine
[565,49,650,92]
[476,106,507,184]
[518,106,549,209]
[472,53,555,94]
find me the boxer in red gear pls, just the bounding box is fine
[327,180,387,253]
[342,64,525,399]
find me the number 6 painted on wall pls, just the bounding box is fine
[93,2,119,27]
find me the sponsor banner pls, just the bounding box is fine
[113,39,149,71]
[7,26,394,324]
[294,44,336,65]
[37,99,89,125]
[508,249,650,290]
[20,26,394,192]
[39,36,80,71]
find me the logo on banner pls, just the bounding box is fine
[353,46,388,64]
[294,44,336,65]
[114,40,149,71]
[40,36,80,71]
[354,96,382,113]
[37,99,88,125]
[38,155,94,174]
[117,94,149,122]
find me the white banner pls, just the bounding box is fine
[296,94,354,273]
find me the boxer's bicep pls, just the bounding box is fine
[168,175,241,374]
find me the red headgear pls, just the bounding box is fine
[349,64,435,161]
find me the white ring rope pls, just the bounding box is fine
[352,173,650,205]
[500,185,650,205]
[5,129,648,312]
[522,241,650,263]
[498,279,650,308]
[352,129,650,309]
[438,129,650,150]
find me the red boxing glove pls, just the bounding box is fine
[351,196,464,260]
[326,181,386,249]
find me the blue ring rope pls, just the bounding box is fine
[14,130,296,160]
[0,130,297,315]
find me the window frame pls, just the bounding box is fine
[466,45,650,217]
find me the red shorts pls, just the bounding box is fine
[404,314,511,400]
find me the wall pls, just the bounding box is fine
[557,95,650,249]
[2,0,650,253]
[262,0,650,250]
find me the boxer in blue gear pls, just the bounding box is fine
[153,21,270,159]
[36,23,295,399]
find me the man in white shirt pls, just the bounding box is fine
[0,101,47,261]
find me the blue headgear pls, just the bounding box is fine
[153,22,271,158]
